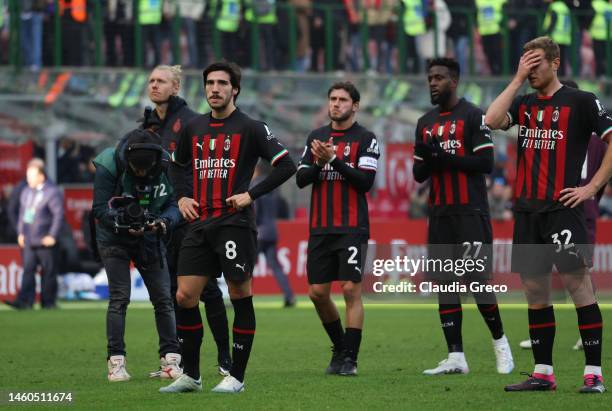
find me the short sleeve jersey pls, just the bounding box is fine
[172,108,289,229]
[414,98,494,216]
[506,86,612,212]
[298,122,379,236]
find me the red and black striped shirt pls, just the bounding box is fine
[414,99,494,216]
[172,109,289,228]
[297,122,379,236]
[507,86,612,212]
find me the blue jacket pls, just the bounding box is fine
[18,180,64,247]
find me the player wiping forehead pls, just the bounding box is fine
[161,61,296,394]
[486,36,612,394]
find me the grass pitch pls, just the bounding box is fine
[0,299,610,410]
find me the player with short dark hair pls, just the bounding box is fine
[142,64,232,379]
[486,36,612,393]
[413,57,514,376]
[297,81,379,376]
[160,61,296,394]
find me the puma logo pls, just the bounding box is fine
[354,267,361,274]
[524,111,532,120]
[235,263,246,272]
[195,141,205,151]
[425,129,433,139]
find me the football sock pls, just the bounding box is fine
[477,304,504,340]
[176,305,203,380]
[230,296,256,382]
[344,328,362,361]
[204,294,230,359]
[576,304,603,368]
[439,304,463,353]
[528,306,555,367]
[323,318,345,352]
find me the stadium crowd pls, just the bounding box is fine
[0,0,609,76]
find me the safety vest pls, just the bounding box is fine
[139,0,163,25]
[543,1,571,45]
[0,0,4,27]
[402,0,425,36]
[475,0,504,36]
[244,0,277,24]
[216,0,241,32]
[59,0,87,22]
[590,0,611,41]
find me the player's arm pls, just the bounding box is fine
[485,50,542,129]
[296,136,322,188]
[245,122,297,201]
[442,109,495,173]
[413,122,432,183]
[560,94,612,207]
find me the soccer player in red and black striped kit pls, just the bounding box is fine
[486,36,612,393]
[160,62,296,394]
[297,82,379,376]
[413,58,515,376]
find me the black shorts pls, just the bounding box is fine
[177,223,257,282]
[511,208,589,276]
[307,234,368,285]
[427,214,493,282]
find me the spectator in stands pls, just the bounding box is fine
[138,0,162,66]
[289,0,312,71]
[543,0,571,76]
[505,0,543,71]
[20,0,45,71]
[476,0,504,75]
[4,158,64,310]
[366,0,394,73]
[343,0,363,72]
[311,0,344,71]
[244,0,279,70]
[59,0,88,66]
[590,0,610,78]
[418,0,451,63]
[175,0,205,68]
[401,0,426,74]
[447,0,475,74]
[104,0,134,67]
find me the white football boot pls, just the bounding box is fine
[423,353,469,375]
[211,376,245,393]
[159,374,202,393]
[107,355,131,382]
[493,335,515,374]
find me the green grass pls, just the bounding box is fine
[0,300,610,410]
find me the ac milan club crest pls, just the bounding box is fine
[224,137,231,151]
[172,118,181,133]
[552,110,559,122]
[450,122,456,135]
[344,145,351,156]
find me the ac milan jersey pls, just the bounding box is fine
[507,86,612,212]
[172,108,289,228]
[415,99,494,216]
[298,122,379,236]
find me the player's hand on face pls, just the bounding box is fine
[178,197,199,221]
[516,50,542,81]
[559,185,596,208]
[226,192,253,211]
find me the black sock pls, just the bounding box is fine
[344,328,362,361]
[528,306,555,366]
[439,304,463,352]
[204,294,230,359]
[176,305,203,380]
[323,318,345,352]
[577,303,603,367]
[230,296,256,382]
[477,304,504,340]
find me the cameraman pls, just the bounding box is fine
[92,129,182,382]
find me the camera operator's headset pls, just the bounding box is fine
[89,130,166,262]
